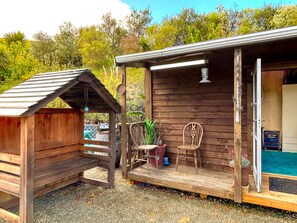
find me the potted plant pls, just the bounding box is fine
[229,156,250,186]
[226,145,250,186]
[144,118,166,168]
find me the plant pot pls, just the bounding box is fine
[229,165,250,186]
[149,145,166,168]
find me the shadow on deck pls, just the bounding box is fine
[128,164,234,200]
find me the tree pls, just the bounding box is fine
[120,34,142,54]
[166,8,199,45]
[126,8,152,38]
[0,38,40,93]
[237,4,279,34]
[100,13,127,56]
[31,31,56,66]
[79,26,113,69]
[142,22,178,50]
[3,31,26,46]
[272,5,297,28]
[54,22,82,68]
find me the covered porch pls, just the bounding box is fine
[116,26,297,211]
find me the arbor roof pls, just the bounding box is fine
[0,69,121,117]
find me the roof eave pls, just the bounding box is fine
[115,26,297,67]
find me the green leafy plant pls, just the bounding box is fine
[144,118,156,145]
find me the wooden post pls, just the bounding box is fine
[144,68,152,120]
[108,111,116,188]
[234,48,242,203]
[247,80,253,166]
[20,116,35,223]
[120,65,127,178]
[78,112,85,178]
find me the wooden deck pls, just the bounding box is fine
[128,164,234,200]
[243,173,297,212]
[128,165,297,212]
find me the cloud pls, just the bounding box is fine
[0,0,131,39]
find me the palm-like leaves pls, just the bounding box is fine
[3,31,26,45]
[144,118,156,145]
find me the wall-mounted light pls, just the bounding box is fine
[150,60,206,71]
[199,60,211,83]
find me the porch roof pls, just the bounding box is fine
[115,26,297,68]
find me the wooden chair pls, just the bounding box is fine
[176,122,203,173]
[129,123,158,171]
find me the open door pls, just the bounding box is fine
[252,59,262,192]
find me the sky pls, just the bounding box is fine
[0,0,296,39]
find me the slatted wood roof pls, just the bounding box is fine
[0,69,121,117]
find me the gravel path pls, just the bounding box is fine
[1,168,296,223]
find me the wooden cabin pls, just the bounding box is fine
[115,26,297,212]
[0,69,121,223]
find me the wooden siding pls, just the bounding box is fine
[34,109,81,169]
[152,57,247,172]
[0,117,21,155]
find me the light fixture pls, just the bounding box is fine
[150,60,206,71]
[199,59,211,83]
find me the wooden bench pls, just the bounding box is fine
[34,157,98,189]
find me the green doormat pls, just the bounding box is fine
[262,150,297,176]
[269,177,297,195]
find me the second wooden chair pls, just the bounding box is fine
[176,122,203,173]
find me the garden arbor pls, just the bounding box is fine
[0,69,120,223]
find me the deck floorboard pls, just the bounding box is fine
[128,164,234,199]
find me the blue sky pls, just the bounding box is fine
[122,0,297,23]
[0,0,296,39]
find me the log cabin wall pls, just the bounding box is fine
[152,55,247,172]
[34,109,81,169]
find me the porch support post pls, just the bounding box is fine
[234,48,242,203]
[120,65,127,178]
[144,67,152,120]
[247,78,253,166]
[78,111,85,178]
[20,116,35,223]
[108,111,116,188]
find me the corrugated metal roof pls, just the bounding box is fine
[0,69,121,117]
[115,26,297,67]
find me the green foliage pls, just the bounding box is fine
[54,22,82,67]
[3,31,26,46]
[126,68,145,112]
[0,37,41,93]
[46,97,70,108]
[126,8,152,37]
[126,111,145,123]
[272,5,297,28]
[85,113,109,123]
[31,32,57,66]
[100,13,127,56]
[144,118,156,145]
[79,26,113,69]
[142,22,178,50]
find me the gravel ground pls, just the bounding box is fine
[1,168,297,223]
